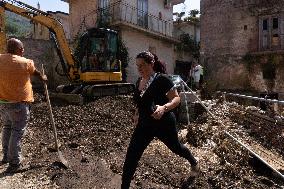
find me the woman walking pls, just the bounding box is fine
[121,51,199,188]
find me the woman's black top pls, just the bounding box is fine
[133,73,175,120]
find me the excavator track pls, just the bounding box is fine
[52,83,135,105]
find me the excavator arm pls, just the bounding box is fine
[0,0,134,104]
[0,0,79,80]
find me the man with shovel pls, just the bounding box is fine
[0,38,47,173]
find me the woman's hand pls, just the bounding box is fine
[151,88,180,120]
[151,105,166,120]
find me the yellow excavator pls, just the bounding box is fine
[0,0,134,104]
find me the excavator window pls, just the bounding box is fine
[78,28,119,73]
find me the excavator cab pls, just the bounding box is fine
[75,28,121,82]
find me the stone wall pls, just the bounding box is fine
[20,38,69,91]
[200,0,284,98]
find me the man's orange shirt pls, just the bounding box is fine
[0,54,36,102]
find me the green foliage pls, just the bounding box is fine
[5,12,32,37]
[183,9,200,23]
[176,33,200,59]
[183,16,200,23]
[173,12,185,21]
[189,9,200,17]
[242,53,260,72]
[242,53,280,80]
[262,61,276,80]
[5,21,18,34]
[97,12,112,28]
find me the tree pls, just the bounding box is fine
[183,9,200,23]
[189,9,200,17]
[173,12,185,22]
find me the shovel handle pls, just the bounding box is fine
[41,64,60,150]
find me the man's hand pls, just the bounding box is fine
[41,74,48,82]
[34,69,47,82]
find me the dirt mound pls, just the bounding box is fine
[0,95,283,188]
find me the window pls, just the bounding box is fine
[263,19,268,30]
[99,0,109,9]
[262,34,268,49]
[272,34,279,46]
[137,0,148,28]
[244,25,247,30]
[273,18,278,29]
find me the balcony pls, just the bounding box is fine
[97,1,178,42]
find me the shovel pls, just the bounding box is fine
[41,65,68,169]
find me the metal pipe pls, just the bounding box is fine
[181,83,190,125]
[223,92,284,105]
[225,131,284,181]
[180,80,216,119]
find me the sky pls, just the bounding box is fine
[173,0,200,13]
[20,0,69,13]
[19,0,200,14]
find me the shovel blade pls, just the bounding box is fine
[58,151,68,169]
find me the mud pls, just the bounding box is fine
[0,94,283,188]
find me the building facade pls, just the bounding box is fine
[61,0,183,83]
[200,0,284,97]
[173,20,200,81]
[32,10,71,40]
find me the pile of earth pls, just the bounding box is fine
[0,94,283,188]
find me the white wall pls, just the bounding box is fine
[121,28,174,83]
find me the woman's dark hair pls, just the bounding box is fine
[152,53,167,74]
[136,51,154,64]
[136,51,167,74]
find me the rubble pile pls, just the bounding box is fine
[0,94,283,188]
[185,100,283,188]
[226,103,284,156]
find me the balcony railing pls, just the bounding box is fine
[97,1,173,38]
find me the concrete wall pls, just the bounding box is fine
[69,0,98,39]
[121,27,174,83]
[68,0,174,39]
[173,21,200,74]
[20,38,69,90]
[174,22,200,42]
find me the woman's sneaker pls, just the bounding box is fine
[190,163,200,177]
[5,163,24,173]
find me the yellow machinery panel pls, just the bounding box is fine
[80,72,122,82]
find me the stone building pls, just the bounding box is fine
[200,0,284,98]
[48,11,71,40]
[61,0,184,83]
